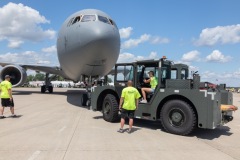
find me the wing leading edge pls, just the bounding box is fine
[0,62,68,79]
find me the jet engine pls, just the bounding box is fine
[0,65,27,87]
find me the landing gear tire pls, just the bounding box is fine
[41,85,46,93]
[81,93,88,106]
[102,94,119,122]
[48,86,53,93]
[160,100,196,135]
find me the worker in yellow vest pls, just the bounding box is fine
[0,75,16,118]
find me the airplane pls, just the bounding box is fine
[0,9,120,93]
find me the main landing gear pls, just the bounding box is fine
[41,73,53,93]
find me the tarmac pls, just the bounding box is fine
[0,87,240,160]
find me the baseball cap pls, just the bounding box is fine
[5,75,11,79]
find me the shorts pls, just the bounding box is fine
[1,98,14,107]
[150,88,155,93]
[120,108,135,119]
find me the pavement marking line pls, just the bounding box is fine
[28,150,41,160]
[59,126,67,133]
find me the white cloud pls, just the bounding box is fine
[121,33,170,49]
[117,51,159,63]
[121,34,150,49]
[201,71,217,79]
[200,70,240,86]
[150,36,170,44]
[181,50,201,62]
[37,60,50,64]
[189,65,199,72]
[195,24,240,46]
[206,50,232,63]
[119,27,133,39]
[233,69,240,77]
[117,52,135,62]
[149,52,158,59]
[7,39,24,49]
[0,2,56,48]
[120,27,170,49]
[0,51,36,63]
[22,51,36,56]
[42,45,57,53]
[0,51,55,64]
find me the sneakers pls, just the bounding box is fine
[127,129,132,134]
[117,128,132,133]
[117,128,124,133]
[140,99,147,103]
[9,114,17,118]
[0,115,6,119]
[0,115,17,118]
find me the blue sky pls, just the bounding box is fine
[0,0,240,86]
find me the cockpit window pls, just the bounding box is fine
[98,15,111,24]
[72,16,82,25]
[67,17,74,27]
[81,15,96,22]
[109,19,116,26]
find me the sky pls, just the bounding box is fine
[0,0,240,86]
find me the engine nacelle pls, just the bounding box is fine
[0,65,27,87]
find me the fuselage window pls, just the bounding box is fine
[72,16,81,25]
[98,15,111,24]
[81,15,96,22]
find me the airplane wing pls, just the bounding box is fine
[0,62,66,77]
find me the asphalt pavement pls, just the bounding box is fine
[0,88,239,160]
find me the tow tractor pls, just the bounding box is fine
[85,56,238,135]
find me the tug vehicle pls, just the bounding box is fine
[88,57,238,135]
